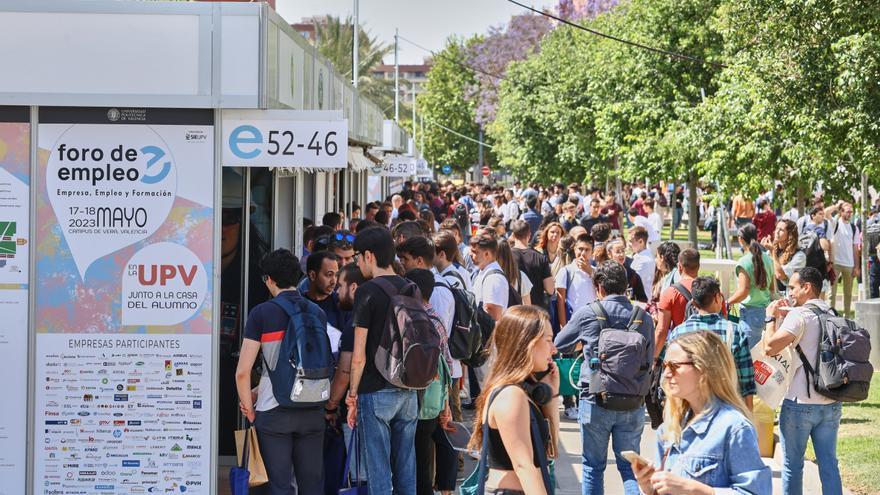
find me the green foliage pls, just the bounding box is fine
[484,0,880,201]
[490,26,602,183]
[315,15,398,117]
[417,37,489,175]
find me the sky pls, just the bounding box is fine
[275,0,554,65]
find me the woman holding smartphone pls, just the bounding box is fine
[468,306,560,495]
[632,331,770,494]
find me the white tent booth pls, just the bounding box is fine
[0,1,410,493]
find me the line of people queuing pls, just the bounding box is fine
[235,179,875,495]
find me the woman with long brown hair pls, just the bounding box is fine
[728,223,775,350]
[467,306,560,495]
[762,218,805,293]
[536,222,565,275]
[497,239,533,305]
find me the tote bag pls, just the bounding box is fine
[232,425,269,490]
[751,339,795,409]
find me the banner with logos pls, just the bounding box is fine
[35,107,214,495]
[0,106,30,494]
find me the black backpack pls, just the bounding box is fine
[485,269,523,307]
[865,221,880,259]
[795,305,873,403]
[671,283,700,323]
[434,280,483,363]
[799,228,827,279]
[454,203,470,236]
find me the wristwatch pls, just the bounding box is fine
[764,316,776,324]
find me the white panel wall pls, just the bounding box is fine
[220,15,260,98]
[0,12,200,95]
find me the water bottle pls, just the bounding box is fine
[589,357,601,393]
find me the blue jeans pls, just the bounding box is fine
[579,399,645,495]
[869,257,880,299]
[779,400,843,495]
[357,387,418,494]
[738,304,767,351]
[342,423,368,482]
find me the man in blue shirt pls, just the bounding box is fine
[521,193,543,242]
[555,261,655,495]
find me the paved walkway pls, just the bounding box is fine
[555,413,854,495]
[218,409,853,494]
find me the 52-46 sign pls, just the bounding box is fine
[222,116,348,169]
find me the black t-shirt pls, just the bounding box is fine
[351,275,411,394]
[243,290,309,342]
[580,214,609,234]
[305,292,350,331]
[513,247,551,309]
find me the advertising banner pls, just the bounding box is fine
[35,107,214,495]
[222,110,348,169]
[0,106,30,495]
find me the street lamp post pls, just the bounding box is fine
[394,28,399,121]
[352,0,359,88]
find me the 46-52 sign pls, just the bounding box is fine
[222,111,348,169]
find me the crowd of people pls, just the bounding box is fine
[236,178,878,495]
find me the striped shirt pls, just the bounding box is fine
[668,313,757,397]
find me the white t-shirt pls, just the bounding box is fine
[517,270,533,302]
[431,270,461,379]
[555,262,597,308]
[647,212,663,235]
[633,215,661,243]
[829,217,860,267]
[440,263,473,292]
[472,261,509,310]
[780,299,836,405]
[631,249,656,295]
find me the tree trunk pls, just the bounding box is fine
[796,183,805,216]
[670,181,677,241]
[688,172,699,248]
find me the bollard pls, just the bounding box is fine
[855,299,880,369]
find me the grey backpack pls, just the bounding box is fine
[591,301,653,411]
[795,305,873,403]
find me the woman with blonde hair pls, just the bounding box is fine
[632,331,770,494]
[467,306,560,495]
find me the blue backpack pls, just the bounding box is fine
[265,295,334,408]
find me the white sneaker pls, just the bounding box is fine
[563,406,578,420]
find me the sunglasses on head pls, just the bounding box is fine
[335,232,356,243]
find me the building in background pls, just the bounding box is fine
[370,59,431,105]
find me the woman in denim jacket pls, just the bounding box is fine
[632,331,771,494]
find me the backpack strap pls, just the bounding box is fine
[591,301,609,331]
[672,283,692,302]
[627,305,647,331]
[794,344,816,399]
[445,268,467,289]
[475,385,516,495]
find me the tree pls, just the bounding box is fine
[466,14,553,126]
[417,37,490,176]
[315,15,398,117]
[489,25,603,183]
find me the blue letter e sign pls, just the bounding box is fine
[229,125,262,160]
